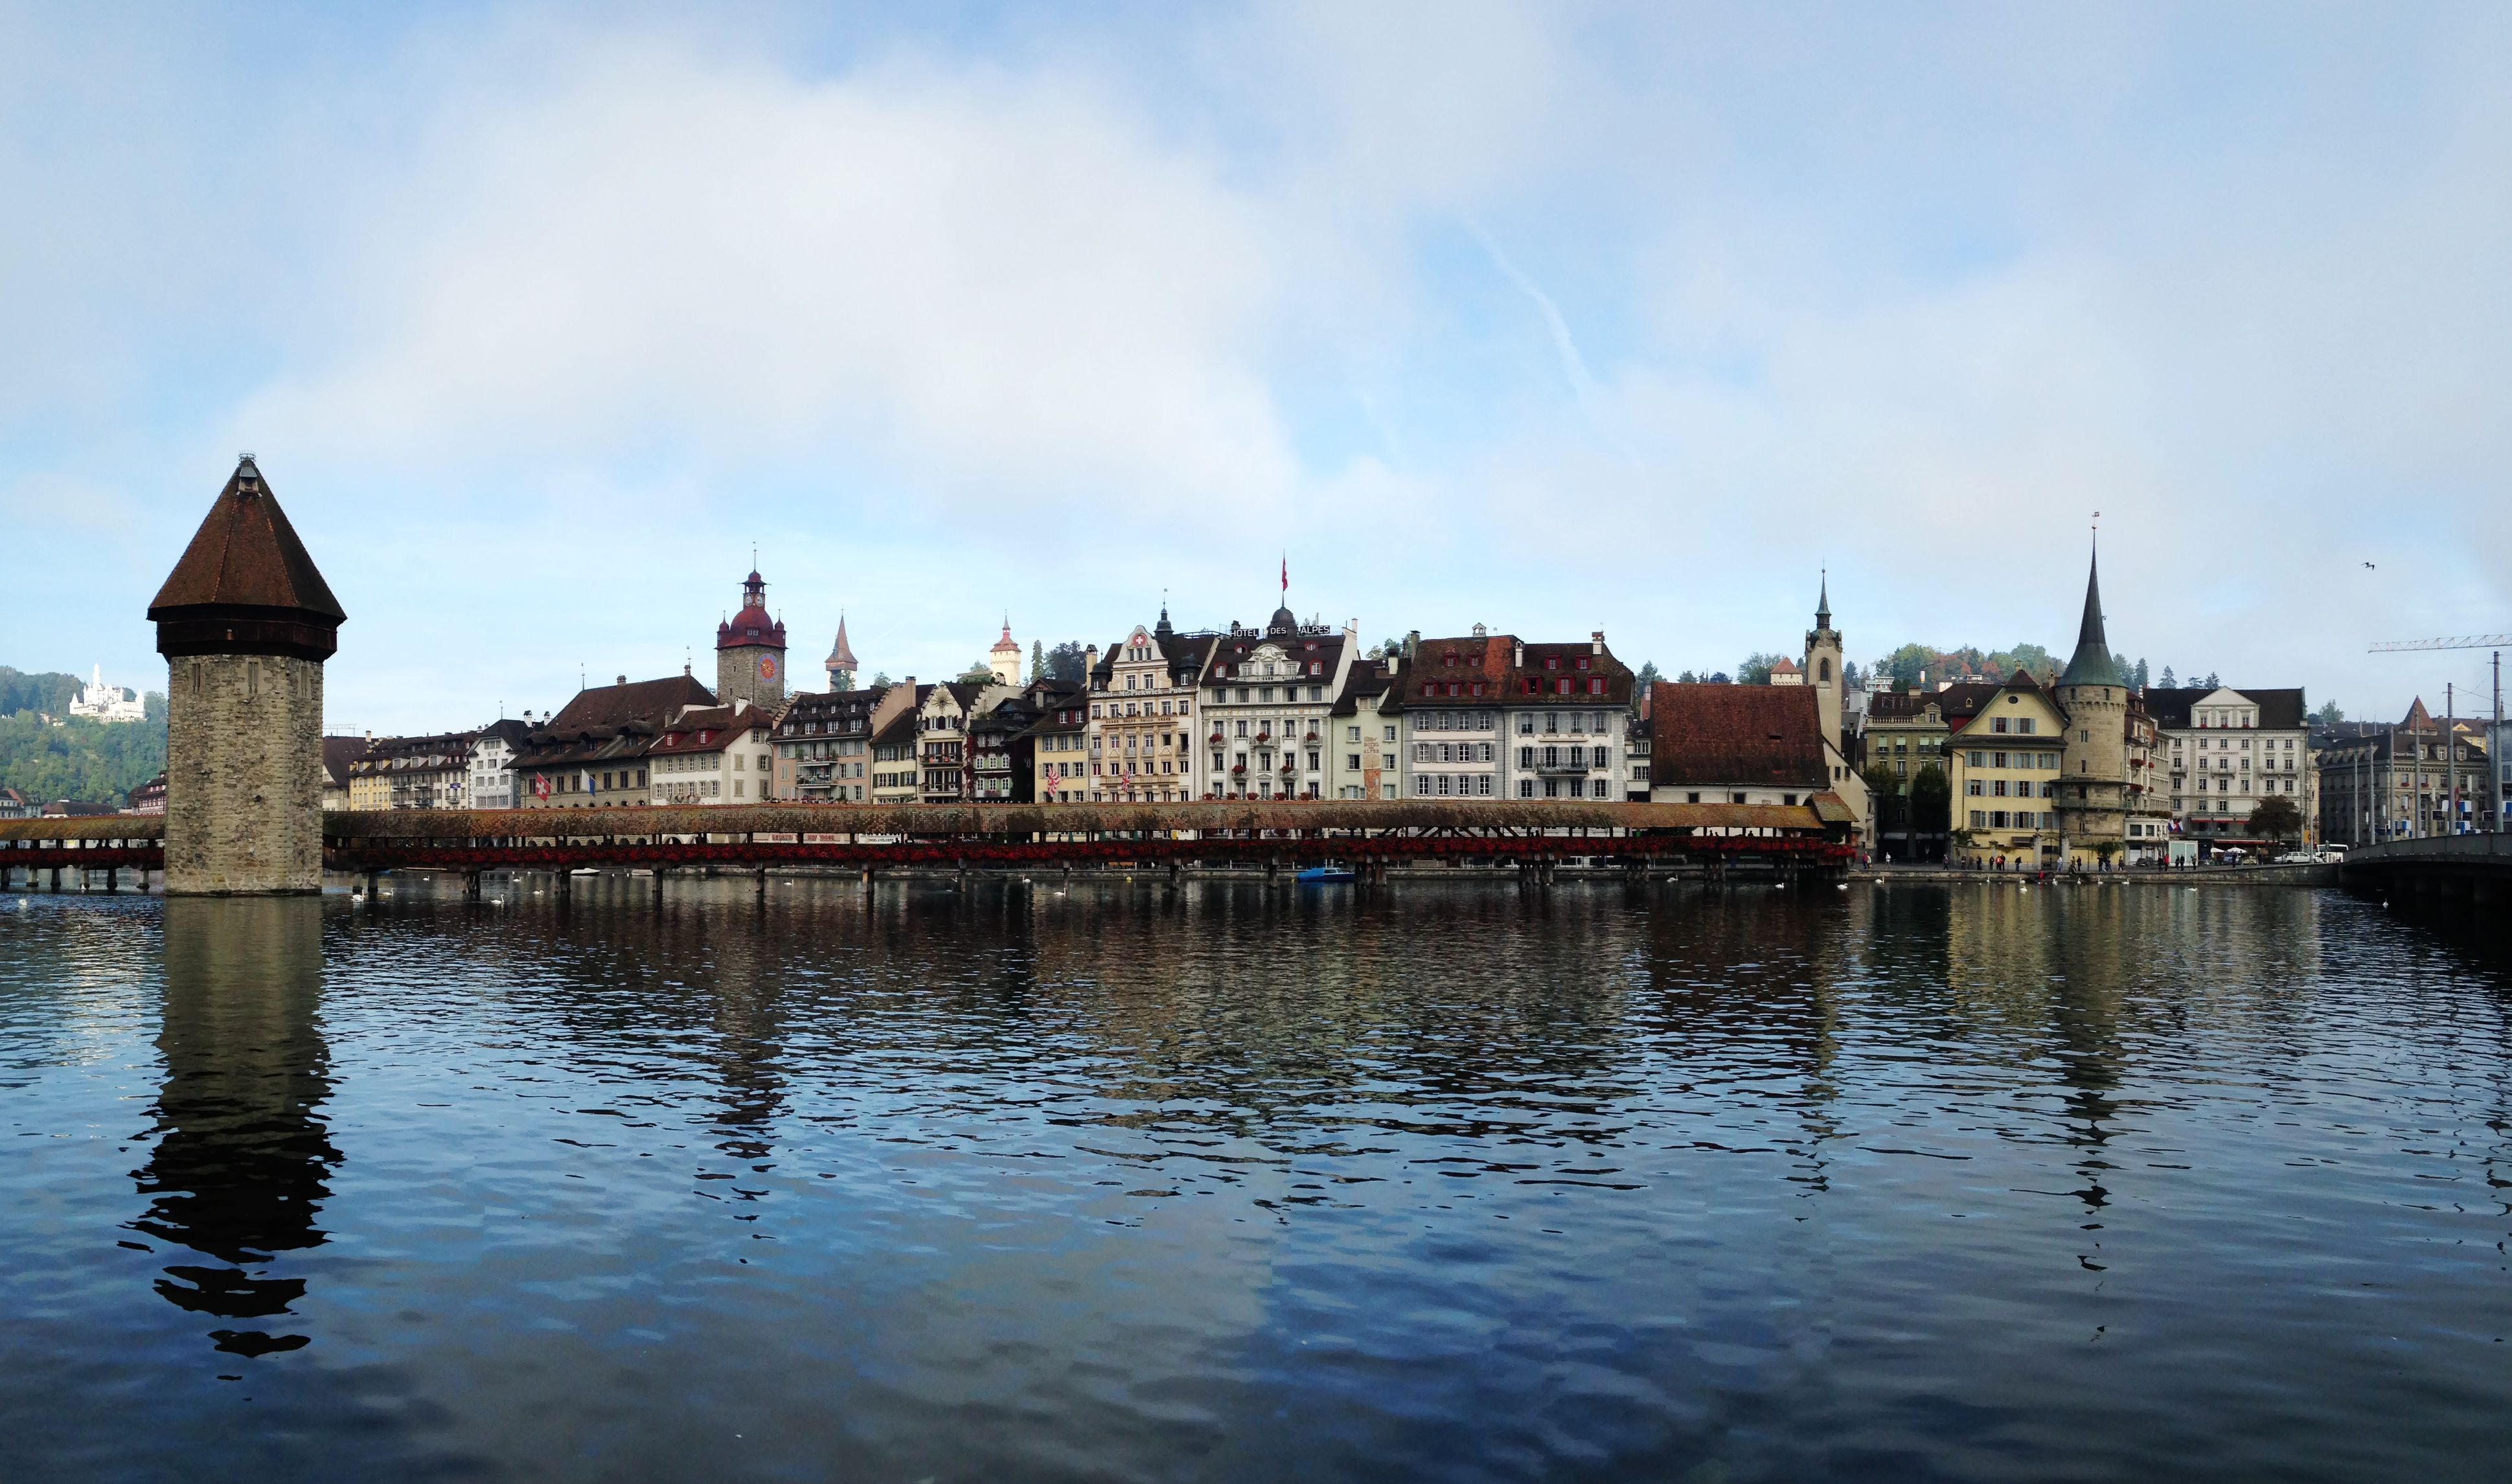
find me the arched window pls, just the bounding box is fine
[1818,658,1832,682]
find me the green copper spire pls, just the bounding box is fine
[2057,539,2123,689]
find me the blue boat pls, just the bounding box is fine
[1297,864,1356,884]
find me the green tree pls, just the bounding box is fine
[957,661,997,683]
[1909,763,1952,836]
[2248,795,2303,841]
[869,671,894,689]
[1029,640,1044,681]
[1676,670,1698,684]
[1862,762,1903,833]
[0,667,86,718]
[1045,642,1089,685]
[0,712,168,805]
[2160,666,2178,689]
[1634,660,1662,689]
[1737,652,1788,685]
[2311,700,2345,725]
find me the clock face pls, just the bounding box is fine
[758,655,778,681]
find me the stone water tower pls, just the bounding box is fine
[149,455,345,895]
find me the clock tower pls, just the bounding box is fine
[715,567,788,711]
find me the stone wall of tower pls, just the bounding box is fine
[2055,683,2129,857]
[716,646,784,713]
[163,653,326,894]
[1805,624,1844,753]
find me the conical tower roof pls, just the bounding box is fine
[2056,541,2123,689]
[150,455,345,661]
[827,615,857,667]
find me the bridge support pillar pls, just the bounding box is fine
[106,867,119,893]
[51,867,63,892]
[652,868,665,906]
[462,871,481,900]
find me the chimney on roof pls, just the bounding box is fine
[617,674,626,687]
[1405,630,1420,663]
[1592,630,1604,655]
[1512,639,1524,668]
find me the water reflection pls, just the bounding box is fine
[128,896,337,1357]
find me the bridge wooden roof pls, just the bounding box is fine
[4,799,1844,847]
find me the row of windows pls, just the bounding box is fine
[2182,777,2300,795]
[2179,735,2297,751]
[1967,750,2058,770]
[1211,685,1329,703]
[1969,810,2055,829]
[1414,774,1498,797]
[1967,779,2053,798]
[1095,697,1193,716]
[1986,716,2038,735]
[1417,742,1498,764]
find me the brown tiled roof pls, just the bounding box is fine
[323,735,372,787]
[1390,634,1634,711]
[547,674,716,734]
[648,703,765,757]
[1649,683,1827,786]
[2139,687,2308,731]
[150,457,345,620]
[1329,656,1404,716]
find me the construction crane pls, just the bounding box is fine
[2364,635,2504,838]
[2368,634,2509,652]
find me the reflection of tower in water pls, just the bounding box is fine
[128,898,338,1357]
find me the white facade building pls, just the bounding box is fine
[1392,629,1638,801]
[2146,685,2312,843]
[1198,607,1359,800]
[68,665,147,723]
[465,720,531,811]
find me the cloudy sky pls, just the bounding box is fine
[6,1,2507,732]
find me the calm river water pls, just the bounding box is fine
[3,878,2507,1481]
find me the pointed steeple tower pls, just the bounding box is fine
[825,613,858,692]
[2057,540,2124,689]
[1803,568,1845,753]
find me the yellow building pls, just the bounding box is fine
[1947,676,2069,866]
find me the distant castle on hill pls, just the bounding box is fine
[67,665,147,724]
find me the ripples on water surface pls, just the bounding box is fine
[2,879,2507,1481]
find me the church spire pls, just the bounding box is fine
[2057,537,2124,689]
[1815,569,1831,630]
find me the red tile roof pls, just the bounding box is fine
[1649,683,1827,786]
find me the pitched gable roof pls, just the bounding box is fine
[547,674,716,734]
[1649,683,1826,786]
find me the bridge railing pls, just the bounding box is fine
[2342,833,2512,867]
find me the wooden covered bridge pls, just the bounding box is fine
[3,797,1855,893]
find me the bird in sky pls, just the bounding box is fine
[2363,561,2376,569]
